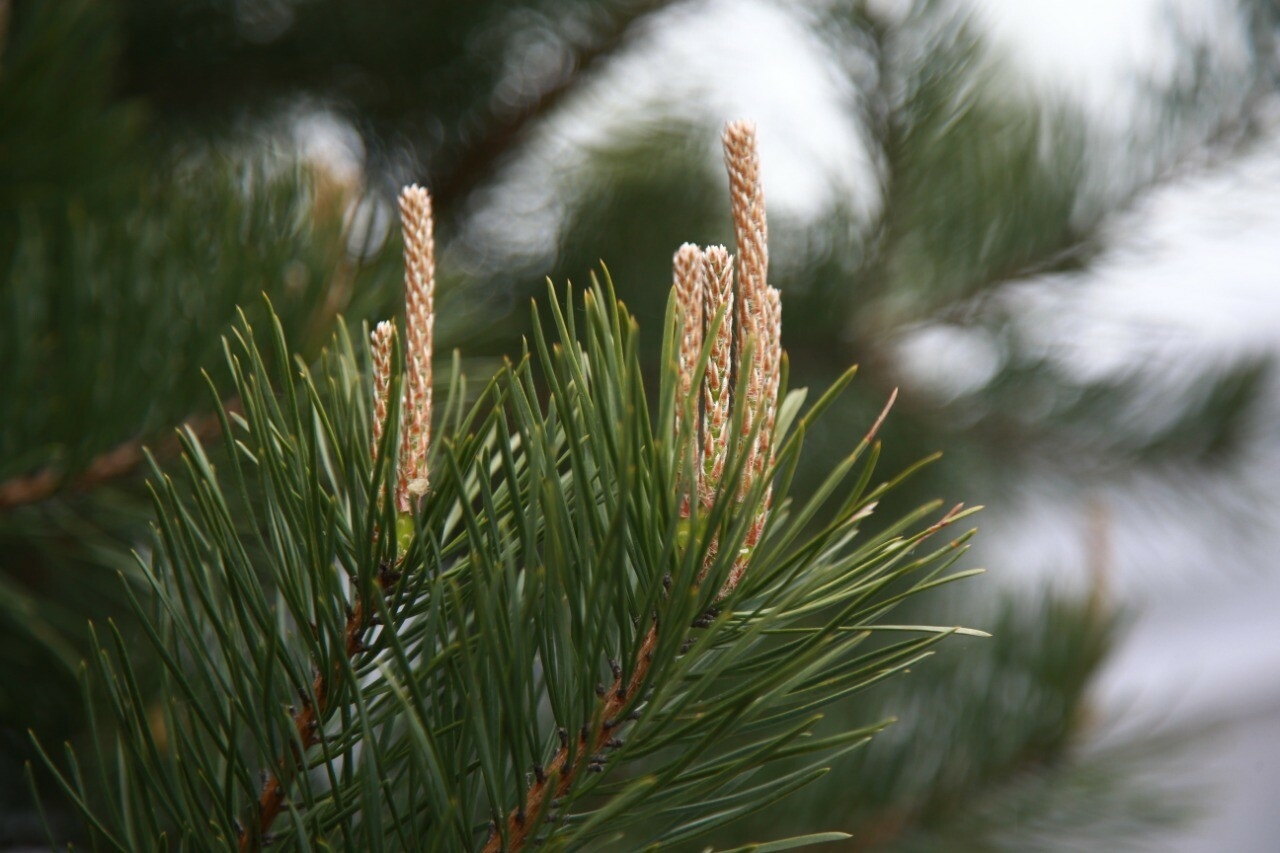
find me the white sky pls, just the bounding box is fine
[971,0,1246,119]
[457,0,878,273]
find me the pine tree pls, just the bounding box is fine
[5,0,1260,849]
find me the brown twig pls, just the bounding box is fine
[239,574,395,851]
[483,495,970,853]
[0,405,237,512]
[481,625,661,853]
[862,388,898,447]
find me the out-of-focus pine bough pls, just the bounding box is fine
[0,0,368,828]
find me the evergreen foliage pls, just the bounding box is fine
[33,240,980,850]
[6,0,1267,848]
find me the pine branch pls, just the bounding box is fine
[33,119,984,852]
[484,487,966,853]
[484,120,898,853]
[428,0,676,210]
[481,624,660,853]
[0,405,234,511]
[239,185,438,850]
[116,0,677,211]
[241,578,390,852]
[478,119,789,846]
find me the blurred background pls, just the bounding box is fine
[3,0,1279,849]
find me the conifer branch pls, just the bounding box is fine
[239,186,438,851]
[240,592,386,853]
[0,406,234,511]
[30,103,987,849]
[429,1,676,210]
[486,120,786,851]
[481,625,662,853]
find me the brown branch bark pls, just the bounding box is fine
[481,625,660,853]
[238,575,392,851]
[486,530,753,852]
[0,403,238,512]
[483,495,968,852]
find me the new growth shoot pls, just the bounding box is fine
[674,119,784,596]
[371,184,437,548]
